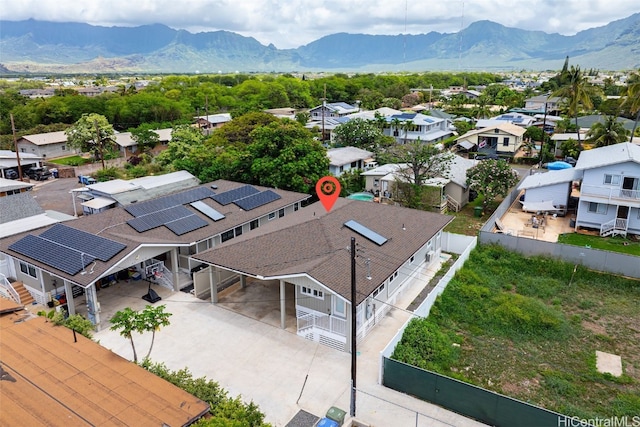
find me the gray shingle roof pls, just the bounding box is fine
[193,199,453,304]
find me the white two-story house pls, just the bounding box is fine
[385,113,453,144]
[575,143,640,237]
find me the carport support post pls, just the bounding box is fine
[63,280,76,315]
[171,249,179,291]
[240,275,246,289]
[209,267,218,303]
[279,280,286,329]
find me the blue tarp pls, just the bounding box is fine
[547,161,573,170]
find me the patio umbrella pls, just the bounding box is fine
[546,161,573,170]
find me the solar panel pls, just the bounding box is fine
[212,185,259,205]
[125,187,216,217]
[190,200,225,221]
[234,190,282,211]
[40,224,125,262]
[127,205,192,232]
[9,235,96,275]
[344,220,388,246]
[165,215,209,236]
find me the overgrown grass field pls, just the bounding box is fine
[392,244,640,418]
[557,232,640,256]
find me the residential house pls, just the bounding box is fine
[517,168,582,215]
[0,178,72,238]
[327,147,374,177]
[476,112,536,129]
[0,150,44,179]
[114,128,173,158]
[194,113,232,135]
[264,107,296,119]
[523,95,562,115]
[455,123,526,157]
[550,133,583,157]
[517,143,640,237]
[308,102,359,120]
[385,113,454,144]
[0,180,310,330]
[192,198,453,351]
[576,115,636,133]
[575,143,640,236]
[0,298,210,427]
[16,131,75,160]
[78,170,201,215]
[361,155,478,211]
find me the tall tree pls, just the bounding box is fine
[466,159,519,213]
[552,65,600,149]
[65,113,116,169]
[130,126,160,155]
[586,116,629,147]
[332,118,394,153]
[389,140,455,186]
[622,81,640,138]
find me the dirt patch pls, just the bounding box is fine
[582,320,607,335]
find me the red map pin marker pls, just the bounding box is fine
[316,176,341,212]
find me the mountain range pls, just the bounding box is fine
[1,14,639,74]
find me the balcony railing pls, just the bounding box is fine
[581,185,640,201]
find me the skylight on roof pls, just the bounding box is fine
[344,220,388,246]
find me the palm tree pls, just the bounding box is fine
[622,81,640,139]
[552,65,600,149]
[586,116,630,147]
[390,117,402,138]
[400,119,413,144]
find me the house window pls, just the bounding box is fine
[372,283,385,298]
[588,202,607,214]
[340,165,344,172]
[374,178,379,187]
[494,129,500,133]
[388,271,399,283]
[604,174,620,185]
[333,296,346,317]
[221,229,235,242]
[234,226,243,237]
[278,208,285,218]
[20,148,26,153]
[503,137,509,146]
[268,212,276,220]
[351,161,358,168]
[301,286,324,300]
[19,262,37,278]
[410,255,415,263]
[250,219,259,230]
[294,203,299,212]
[61,145,66,151]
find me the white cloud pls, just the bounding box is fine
[3,0,638,48]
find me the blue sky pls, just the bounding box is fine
[3,0,639,49]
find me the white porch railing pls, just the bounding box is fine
[0,273,20,304]
[296,309,347,337]
[600,218,628,237]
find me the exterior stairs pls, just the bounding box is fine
[12,282,35,306]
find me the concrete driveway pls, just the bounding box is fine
[94,264,487,427]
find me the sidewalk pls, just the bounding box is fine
[94,260,487,427]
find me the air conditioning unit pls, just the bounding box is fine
[426,250,435,263]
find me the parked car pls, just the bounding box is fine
[4,169,19,179]
[563,156,577,167]
[26,166,52,181]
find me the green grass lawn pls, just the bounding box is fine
[444,196,499,236]
[49,155,91,166]
[392,244,640,419]
[557,232,640,256]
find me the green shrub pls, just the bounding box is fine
[142,360,270,426]
[541,370,581,398]
[391,318,459,372]
[489,292,567,338]
[95,167,122,181]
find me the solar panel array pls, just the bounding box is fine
[125,187,216,217]
[212,185,259,205]
[40,224,126,261]
[344,220,388,246]
[190,200,225,221]
[127,205,192,233]
[165,215,209,236]
[8,223,127,275]
[234,190,282,211]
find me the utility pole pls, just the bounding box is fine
[10,113,23,181]
[350,237,357,418]
[538,98,548,169]
[94,120,105,170]
[321,84,326,145]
